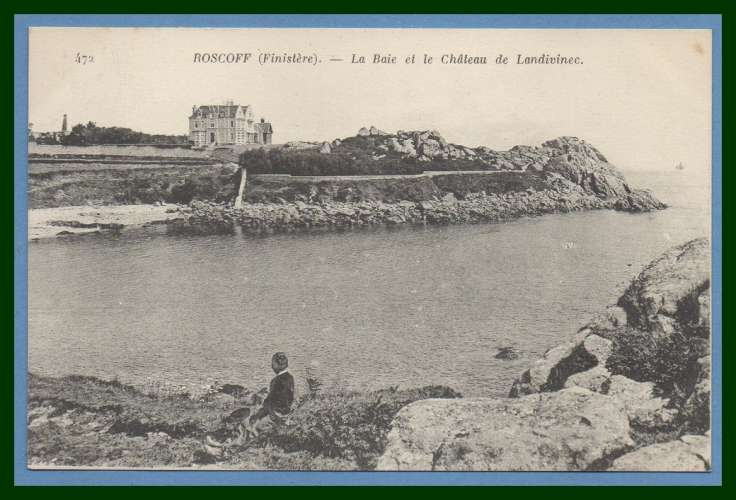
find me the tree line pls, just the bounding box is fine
[33,121,188,146]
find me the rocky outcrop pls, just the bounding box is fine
[379,239,711,471]
[188,151,665,233]
[618,238,710,335]
[376,387,633,471]
[509,239,709,395]
[609,434,710,471]
[340,131,664,213]
[188,178,650,234]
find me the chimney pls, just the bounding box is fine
[261,118,265,123]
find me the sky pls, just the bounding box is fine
[29,28,712,173]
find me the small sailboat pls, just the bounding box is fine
[675,162,685,170]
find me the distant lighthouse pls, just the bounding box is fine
[61,114,68,135]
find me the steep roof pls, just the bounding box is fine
[190,105,251,119]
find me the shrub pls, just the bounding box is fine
[264,385,461,469]
[606,327,706,395]
[169,178,198,203]
[238,147,494,177]
[168,173,238,204]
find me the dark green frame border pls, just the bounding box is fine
[4,1,731,495]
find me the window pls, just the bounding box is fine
[231,121,234,127]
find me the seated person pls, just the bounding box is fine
[242,351,295,438]
[204,352,295,454]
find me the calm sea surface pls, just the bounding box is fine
[27,170,710,397]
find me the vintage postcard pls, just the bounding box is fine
[16,15,721,485]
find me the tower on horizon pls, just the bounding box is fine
[61,114,68,135]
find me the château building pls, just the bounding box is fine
[188,102,273,147]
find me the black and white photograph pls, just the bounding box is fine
[24,25,714,473]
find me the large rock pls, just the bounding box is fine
[388,137,417,156]
[417,139,443,159]
[609,435,710,471]
[564,365,611,392]
[537,137,666,211]
[584,305,628,336]
[583,334,613,364]
[377,387,633,471]
[509,330,600,396]
[618,238,710,332]
[300,130,665,212]
[605,375,674,429]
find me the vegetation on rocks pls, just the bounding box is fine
[606,327,707,396]
[28,165,239,208]
[26,239,710,472]
[382,238,711,471]
[238,129,603,176]
[27,372,459,469]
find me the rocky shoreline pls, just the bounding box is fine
[191,135,666,232]
[188,178,662,234]
[27,179,660,241]
[27,238,711,471]
[378,238,711,471]
[28,135,666,239]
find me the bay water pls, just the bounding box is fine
[27,170,710,397]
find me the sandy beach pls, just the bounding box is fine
[28,204,189,240]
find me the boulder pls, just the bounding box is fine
[441,192,458,204]
[564,365,611,392]
[585,305,628,336]
[509,330,595,396]
[357,127,370,137]
[319,142,332,154]
[542,136,608,163]
[605,375,674,429]
[618,238,710,332]
[582,334,613,364]
[377,387,633,471]
[495,347,521,360]
[609,435,710,471]
[418,139,443,158]
[388,137,417,156]
[617,189,667,212]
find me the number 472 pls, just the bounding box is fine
[74,52,94,64]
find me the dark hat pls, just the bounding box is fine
[272,352,289,371]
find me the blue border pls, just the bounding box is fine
[14,14,722,486]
